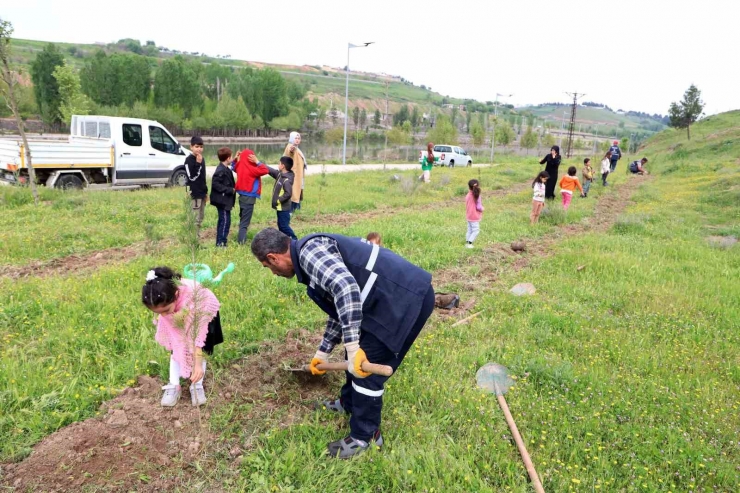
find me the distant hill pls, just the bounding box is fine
[516,104,668,136]
[7,37,665,138]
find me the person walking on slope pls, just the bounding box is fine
[608,140,622,172]
[539,145,562,200]
[250,228,435,459]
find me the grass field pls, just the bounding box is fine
[1,112,738,491]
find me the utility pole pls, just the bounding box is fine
[564,92,585,158]
[383,80,389,170]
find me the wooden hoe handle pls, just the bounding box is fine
[497,394,545,493]
[304,361,394,377]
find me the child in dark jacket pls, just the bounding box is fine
[210,147,236,247]
[184,136,207,239]
[267,156,296,240]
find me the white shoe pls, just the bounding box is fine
[190,384,207,407]
[161,385,181,407]
[466,243,474,249]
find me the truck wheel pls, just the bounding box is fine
[169,168,188,187]
[56,174,84,190]
[449,160,455,167]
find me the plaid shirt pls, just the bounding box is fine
[298,236,362,353]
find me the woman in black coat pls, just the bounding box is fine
[539,145,562,200]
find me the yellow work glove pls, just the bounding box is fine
[346,342,371,378]
[310,350,330,376]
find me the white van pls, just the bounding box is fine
[0,115,191,189]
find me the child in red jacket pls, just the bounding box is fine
[232,149,269,245]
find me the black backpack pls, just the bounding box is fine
[629,161,639,173]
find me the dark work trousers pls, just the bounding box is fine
[340,285,435,441]
[237,195,257,244]
[602,172,609,185]
[215,207,231,246]
[276,210,297,240]
[610,159,619,173]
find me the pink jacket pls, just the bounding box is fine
[465,191,484,221]
[154,280,220,378]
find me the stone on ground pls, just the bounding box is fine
[510,283,536,296]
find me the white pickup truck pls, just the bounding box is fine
[430,144,473,167]
[0,115,191,189]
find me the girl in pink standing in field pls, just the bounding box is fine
[465,179,484,248]
[142,267,223,408]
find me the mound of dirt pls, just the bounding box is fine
[1,329,340,492]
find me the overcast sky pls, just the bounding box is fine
[4,0,738,116]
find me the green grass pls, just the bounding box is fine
[0,162,530,266]
[1,111,739,491]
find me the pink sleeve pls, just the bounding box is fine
[185,287,221,348]
[476,197,484,212]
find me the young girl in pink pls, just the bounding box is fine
[142,267,223,408]
[465,179,484,248]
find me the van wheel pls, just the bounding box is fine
[56,174,84,190]
[169,168,188,187]
[449,160,455,167]
[467,161,473,167]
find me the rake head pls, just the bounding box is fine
[476,363,515,396]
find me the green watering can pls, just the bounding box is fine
[183,262,235,286]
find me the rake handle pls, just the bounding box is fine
[304,361,394,377]
[497,394,545,493]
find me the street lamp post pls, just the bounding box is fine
[342,42,373,165]
[490,92,512,163]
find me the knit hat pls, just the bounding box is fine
[613,140,619,145]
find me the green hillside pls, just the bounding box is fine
[519,104,667,134]
[8,37,462,114]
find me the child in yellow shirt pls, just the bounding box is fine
[559,166,584,211]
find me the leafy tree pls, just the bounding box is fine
[470,120,485,146]
[427,115,458,144]
[520,126,538,155]
[466,111,472,133]
[214,93,253,130]
[352,106,360,128]
[0,18,39,203]
[542,133,556,148]
[53,62,91,123]
[324,126,344,144]
[411,106,420,128]
[373,109,381,126]
[81,52,151,107]
[393,104,410,126]
[30,43,64,124]
[153,56,201,115]
[494,122,515,147]
[668,84,704,140]
[386,125,411,145]
[360,108,367,129]
[451,106,458,126]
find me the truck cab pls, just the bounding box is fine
[71,115,190,186]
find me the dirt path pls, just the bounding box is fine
[0,177,650,492]
[1,180,530,281]
[435,175,652,293]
